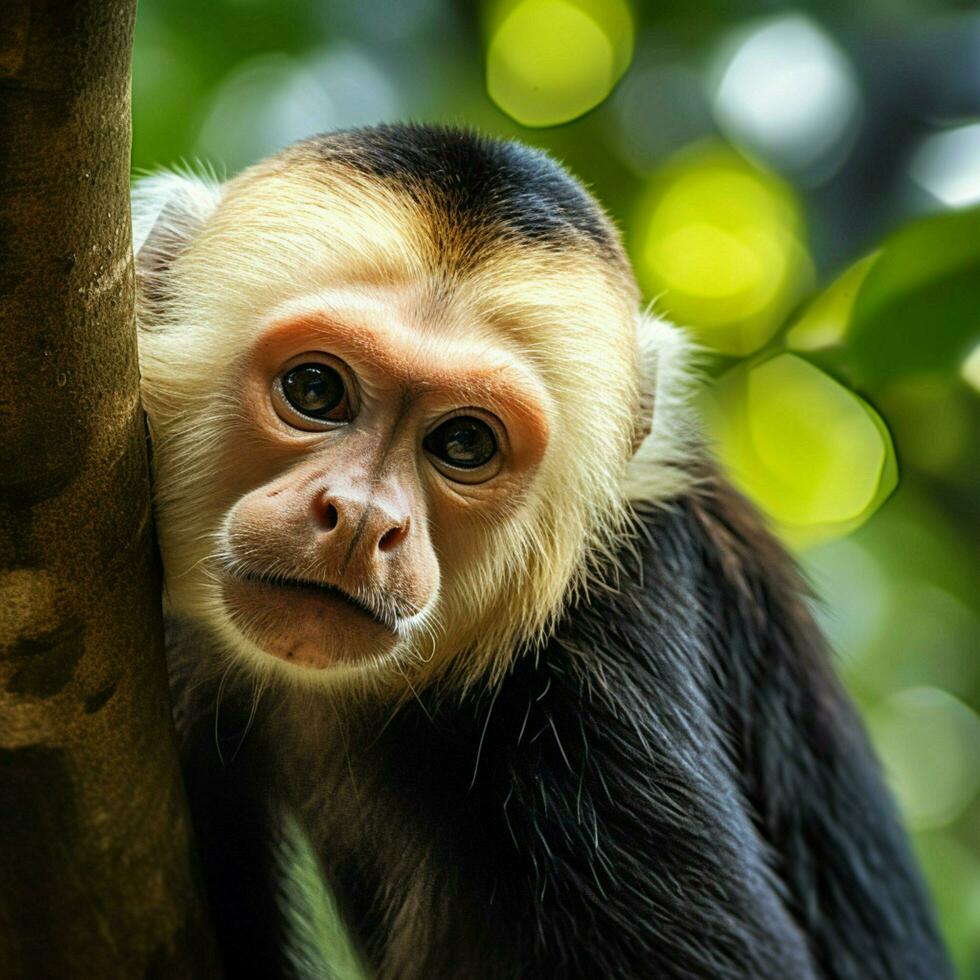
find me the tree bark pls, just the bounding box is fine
[0,3,219,976]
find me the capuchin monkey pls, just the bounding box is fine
[133,124,950,980]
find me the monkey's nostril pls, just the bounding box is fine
[323,502,339,531]
[378,523,407,553]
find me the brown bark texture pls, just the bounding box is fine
[0,2,219,976]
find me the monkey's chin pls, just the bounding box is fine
[220,574,401,672]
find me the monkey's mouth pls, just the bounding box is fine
[235,569,400,634]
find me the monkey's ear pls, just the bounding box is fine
[132,171,224,319]
[625,313,697,501]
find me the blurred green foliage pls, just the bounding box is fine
[133,0,980,973]
[705,353,898,545]
[484,0,634,125]
[634,144,813,355]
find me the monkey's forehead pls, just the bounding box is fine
[177,126,640,369]
[291,125,623,259]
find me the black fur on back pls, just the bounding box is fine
[298,123,620,260]
[179,473,951,979]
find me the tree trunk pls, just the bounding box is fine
[0,3,219,976]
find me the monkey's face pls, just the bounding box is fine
[136,129,658,690]
[207,285,551,674]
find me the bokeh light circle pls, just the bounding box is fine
[705,353,898,545]
[633,146,812,356]
[485,0,633,127]
[710,14,861,178]
[869,687,980,831]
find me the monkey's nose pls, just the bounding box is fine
[320,500,339,531]
[313,491,409,555]
[377,521,409,552]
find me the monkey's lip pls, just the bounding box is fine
[233,570,400,634]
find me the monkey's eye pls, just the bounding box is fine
[424,414,502,483]
[283,363,345,417]
[273,356,355,429]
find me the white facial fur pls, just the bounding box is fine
[133,148,693,695]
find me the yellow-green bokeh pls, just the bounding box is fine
[705,353,898,546]
[963,343,980,393]
[484,0,634,127]
[634,146,812,356]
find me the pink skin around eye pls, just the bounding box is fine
[252,309,552,472]
[209,301,553,672]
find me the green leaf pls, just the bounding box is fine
[848,207,980,384]
[786,251,880,352]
